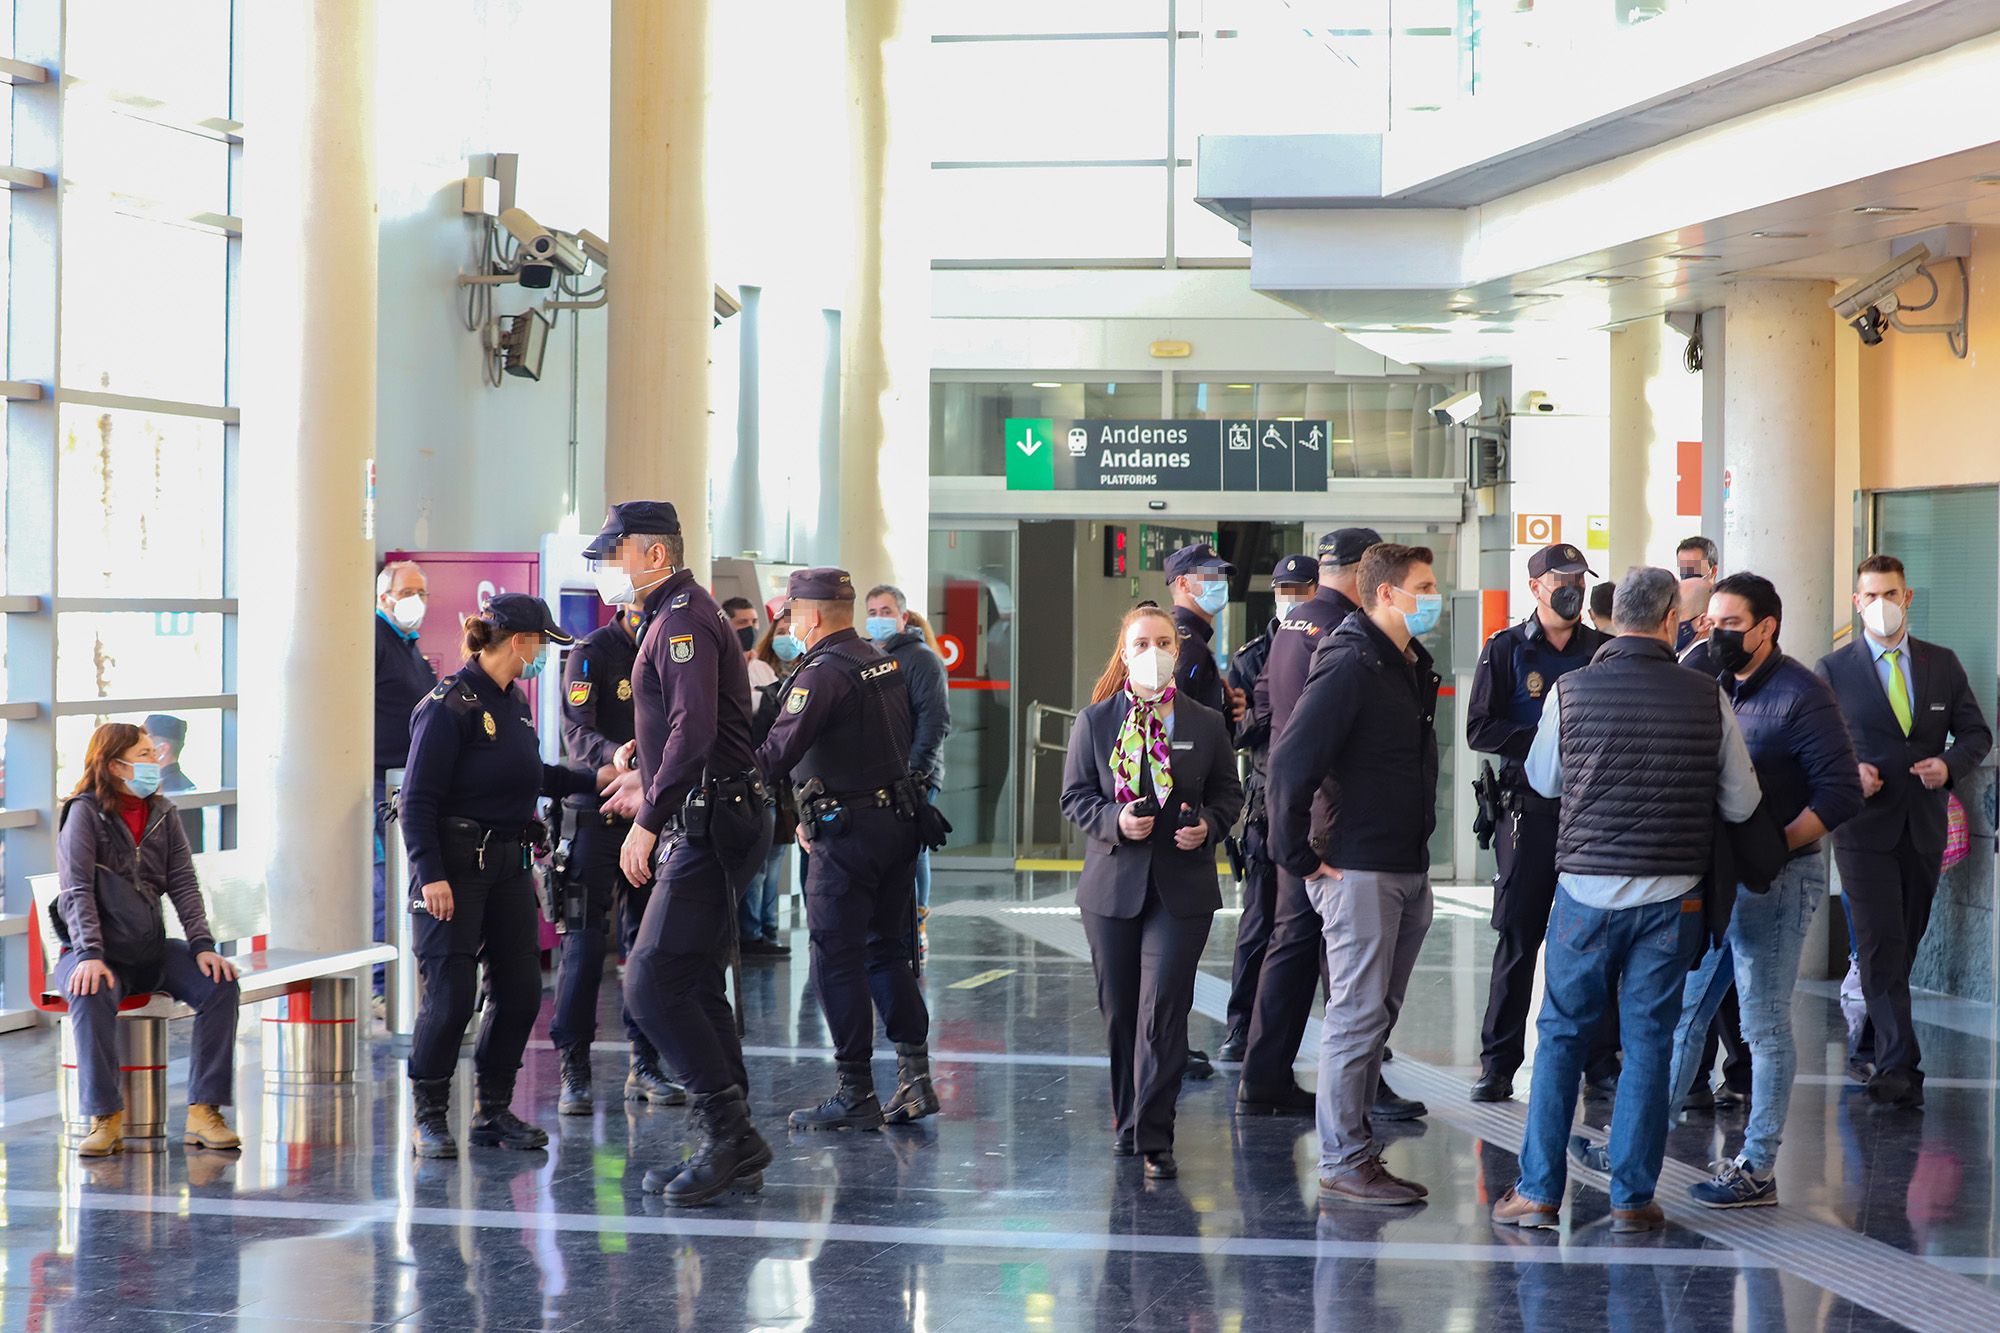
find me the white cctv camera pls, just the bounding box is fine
[1431,389,1482,426]
[499,207,588,284]
[1830,244,1931,344]
[577,229,610,273]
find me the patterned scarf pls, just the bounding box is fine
[1111,685,1175,805]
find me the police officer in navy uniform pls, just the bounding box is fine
[1464,542,1618,1102]
[1164,543,1246,724]
[550,605,686,1116]
[401,594,611,1160]
[755,567,941,1132]
[1217,554,1317,1064]
[587,501,776,1208]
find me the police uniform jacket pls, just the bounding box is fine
[1465,613,1609,785]
[754,627,915,798]
[560,617,640,814]
[1258,586,1356,742]
[1228,623,1275,824]
[630,569,759,836]
[1171,605,1227,715]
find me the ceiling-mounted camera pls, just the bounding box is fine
[1829,241,1969,357]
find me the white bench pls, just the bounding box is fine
[28,849,394,1151]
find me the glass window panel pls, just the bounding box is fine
[931,165,1167,260]
[932,2,1167,36]
[1872,488,1999,729]
[62,206,228,401]
[931,39,1167,162]
[65,0,232,112]
[926,526,1016,858]
[1181,23,1390,144]
[56,707,226,808]
[57,406,227,597]
[65,99,231,212]
[57,611,225,702]
[1170,382,1457,478]
[932,380,1162,477]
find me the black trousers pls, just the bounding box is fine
[1478,808,1620,1083]
[1082,885,1213,1154]
[549,814,650,1053]
[1225,820,1278,1036]
[804,806,929,1064]
[1696,985,1753,1093]
[623,807,772,1098]
[1240,869,1324,1089]
[1837,835,1945,1078]
[408,846,543,1085]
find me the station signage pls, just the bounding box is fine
[1004,418,1331,493]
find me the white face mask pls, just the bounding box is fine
[1127,646,1175,695]
[1861,597,1906,641]
[1274,596,1305,620]
[594,567,636,606]
[389,594,426,631]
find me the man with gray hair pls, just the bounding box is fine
[375,558,436,1008]
[1492,566,1761,1234]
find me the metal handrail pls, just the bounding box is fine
[1023,700,1080,859]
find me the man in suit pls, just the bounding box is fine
[1816,554,1992,1107]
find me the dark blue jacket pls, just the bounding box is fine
[880,629,950,789]
[1466,613,1608,783]
[1228,623,1275,824]
[374,612,438,773]
[1721,650,1864,855]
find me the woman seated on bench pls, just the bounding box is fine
[54,721,242,1157]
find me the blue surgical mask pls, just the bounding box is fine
[518,646,548,680]
[1194,579,1230,616]
[773,634,806,662]
[1397,589,1443,638]
[123,762,162,799]
[865,615,900,642]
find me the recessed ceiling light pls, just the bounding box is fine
[1667,252,1721,261]
[1225,383,1253,390]
[1579,274,1632,284]
[1975,175,2000,186]
[1852,205,1920,215]
[1275,416,1304,422]
[1750,230,1808,239]
[1030,382,1063,389]
[1510,291,1560,299]
[1392,324,1445,333]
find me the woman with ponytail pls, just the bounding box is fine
[1060,605,1242,1181]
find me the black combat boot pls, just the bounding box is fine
[645,1087,774,1206]
[625,1037,689,1106]
[411,1078,458,1159]
[558,1046,593,1116]
[468,1075,550,1150]
[788,1060,884,1131]
[883,1043,941,1125]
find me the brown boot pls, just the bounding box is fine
[1611,1201,1666,1233]
[77,1110,124,1158]
[1491,1186,1560,1229]
[185,1104,240,1151]
[1318,1157,1425,1207]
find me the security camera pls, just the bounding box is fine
[1431,389,1482,426]
[1830,243,1931,326]
[577,229,610,272]
[499,207,587,278]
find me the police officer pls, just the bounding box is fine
[1163,543,1246,724]
[755,567,940,1132]
[590,501,776,1208]
[1217,554,1316,1064]
[1464,542,1616,1103]
[550,605,686,1116]
[402,594,610,1159]
[1238,527,1428,1123]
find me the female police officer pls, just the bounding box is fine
[401,593,616,1158]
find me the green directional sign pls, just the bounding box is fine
[1004,417,1056,490]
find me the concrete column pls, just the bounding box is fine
[1720,279,1837,657]
[607,0,712,573]
[236,0,378,952]
[1608,316,1704,576]
[839,0,930,596]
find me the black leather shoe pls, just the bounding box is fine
[1143,1151,1178,1180]
[1236,1081,1315,1116]
[1713,1085,1750,1109]
[1215,1031,1247,1064]
[1184,1049,1216,1081]
[1846,1058,1877,1085]
[1372,1076,1426,1122]
[1681,1083,1716,1112]
[1865,1069,1923,1109]
[1113,1130,1136,1158]
[739,937,784,957]
[1469,1074,1513,1103]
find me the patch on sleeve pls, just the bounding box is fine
[567,680,592,706]
[785,687,810,714]
[669,635,695,664]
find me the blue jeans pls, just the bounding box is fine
[1518,886,1705,1210]
[738,843,786,942]
[914,784,940,911]
[1666,854,1824,1173]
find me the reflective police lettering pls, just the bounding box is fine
[858,661,899,681]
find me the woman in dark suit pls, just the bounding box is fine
[1061,605,1243,1180]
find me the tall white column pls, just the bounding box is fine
[236,0,378,952]
[607,0,713,573]
[1504,333,1611,618]
[1720,279,1837,656]
[840,0,930,597]
[1609,316,1705,576]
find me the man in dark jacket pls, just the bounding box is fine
[1492,567,1761,1235]
[1817,554,1992,1108]
[1266,543,1443,1207]
[864,584,953,955]
[374,559,436,1002]
[1651,573,1863,1208]
[1217,554,1316,1063]
[144,713,205,852]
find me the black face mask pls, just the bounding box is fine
[1710,627,1759,675]
[736,625,758,652]
[1549,585,1584,621]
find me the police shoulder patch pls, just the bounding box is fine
[567,681,592,706]
[670,592,691,611]
[669,634,695,663]
[785,687,810,714]
[616,678,633,701]
[428,680,451,701]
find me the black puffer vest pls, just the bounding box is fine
[1555,637,1723,877]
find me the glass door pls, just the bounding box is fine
[928,523,1018,867]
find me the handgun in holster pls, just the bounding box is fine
[1223,834,1246,884]
[1472,760,1502,851]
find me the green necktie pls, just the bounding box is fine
[1886,648,1913,736]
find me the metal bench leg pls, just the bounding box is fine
[60,1016,169,1153]
[262,977,359,1086]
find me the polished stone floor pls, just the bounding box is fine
[3,870,1998,1331]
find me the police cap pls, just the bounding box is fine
[485,593,575,644]
[1528,543,1595,579]
[143,713,187,747]
[1269,554,1318,585]
[1163,543,1234,580]
[581,500,682,560]
[785,567,856,603]
[1317,527,1381,567]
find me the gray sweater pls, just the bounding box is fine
[57,793,214,962]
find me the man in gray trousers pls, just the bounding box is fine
[1266,542,1444,1206]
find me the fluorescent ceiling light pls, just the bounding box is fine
[1030,382,1063,389]
[1852,205,1919,215]
[1750,230,1808,238]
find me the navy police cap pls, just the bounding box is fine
[1528,542,1595,579]
[1163,543,1235,580]
[1316,527,1381,567]
[582,500,682,560]
[484,593,574,644]
[1270,554,1317,585]
[785,567,856,602]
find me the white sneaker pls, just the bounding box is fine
[1839,959,1863,1003]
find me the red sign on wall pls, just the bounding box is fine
[1677,440,1703,517]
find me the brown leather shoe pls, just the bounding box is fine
[1612,1202,1666,1233]
[1318,1158,1425,1207]
[77,1110,124,1158]
[1490,1187,1560,1229]
[185,1104,241,1151]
